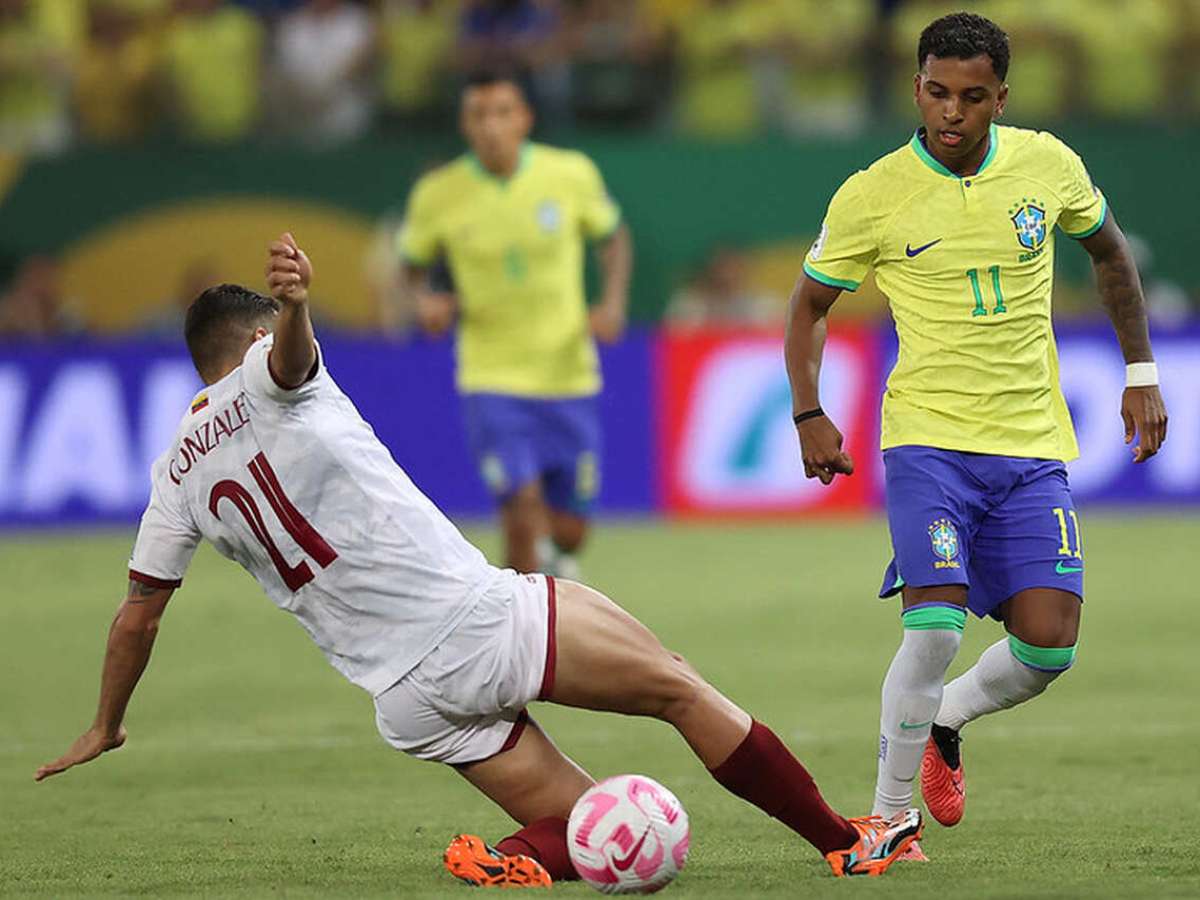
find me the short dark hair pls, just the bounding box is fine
[918,12,1010,81]
[184,283,278,382]
[464,68,526,96]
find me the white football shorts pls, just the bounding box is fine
[373,571,557,765]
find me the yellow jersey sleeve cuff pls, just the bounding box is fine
[1064,196,1108,240]
[803,260,861,292]
[589,209,623,241]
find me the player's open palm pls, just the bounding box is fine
[266,232,312,305]
[797,416,855,485]
[34,725,126,782]
[1122,385,1168,463]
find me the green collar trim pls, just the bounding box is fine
[467,142,531,185]
[910,123,998,178]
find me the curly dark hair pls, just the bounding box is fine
[918,12,1010,81]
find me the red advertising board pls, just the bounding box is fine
[658,328,881,517]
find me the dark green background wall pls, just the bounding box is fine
[1,126,1194,322]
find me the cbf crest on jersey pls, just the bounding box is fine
[537,199,562,233]
[928,517,960,569]
[1009,198,1047,252]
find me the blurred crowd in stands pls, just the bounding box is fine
[3,0,1200,153]
[2,0,1198,337]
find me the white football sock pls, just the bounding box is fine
[872,627,962,817]
[935,638,1064,731]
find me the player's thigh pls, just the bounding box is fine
[540,398,601,521]
[463,393,542,503]
[456,720,595,825]
[1000,588,1081,648]
[974,459,1084,632]
[901,583,968,609]
[880,447,977,603]
[550,579,701,718]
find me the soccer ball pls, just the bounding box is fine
[567,774,690,894]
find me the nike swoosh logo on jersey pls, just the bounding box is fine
[1056,561,1083,574]
[612,831,650,872]
[905,239,943,258]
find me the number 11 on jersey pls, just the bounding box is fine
[967,266,1007,317]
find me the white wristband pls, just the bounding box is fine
[1126,362,1158,388]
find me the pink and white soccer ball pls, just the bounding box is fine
[567,774,690,894]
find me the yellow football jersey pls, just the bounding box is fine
[399,142,621,397]
[805,124,1107,461]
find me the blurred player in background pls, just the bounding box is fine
[36,234,921,884]
[784,13,1168,860]
[400,71,632,577]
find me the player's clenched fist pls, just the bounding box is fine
[266,232,312,305]
[797,416,855,485]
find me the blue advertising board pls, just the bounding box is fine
[0,325,1195,530]
[0,331,656,529]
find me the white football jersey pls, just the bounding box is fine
[129,335,500,695]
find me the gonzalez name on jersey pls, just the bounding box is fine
[129,335,501,695]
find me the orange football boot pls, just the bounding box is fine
[921,724,965,826]
[825,808,923,877]
[443,834,552,888]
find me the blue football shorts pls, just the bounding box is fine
[878,445,1084,619]
[462,392,601,514]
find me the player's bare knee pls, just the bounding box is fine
[653,655,708,724]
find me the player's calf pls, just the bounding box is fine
[874,602,965,817]
[927,633,1076,826]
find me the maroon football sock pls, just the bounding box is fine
[709,720,857,855]
[496,816,578,881]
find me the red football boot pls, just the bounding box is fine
[921,724,965,827]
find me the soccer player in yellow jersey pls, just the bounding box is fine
[784,13,1169,860]
[400,72,632,576]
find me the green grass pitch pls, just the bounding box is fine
[3,516,1199,898]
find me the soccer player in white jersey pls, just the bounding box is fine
[36,234,922,883]
[784,13,1168,861]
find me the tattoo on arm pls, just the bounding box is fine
[1084,221,1154,364]
[1094,252,1153,363]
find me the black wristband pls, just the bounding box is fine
[792,406,825,425]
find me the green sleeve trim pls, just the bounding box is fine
[901,606,967,633]
[1008,635,1077,671]
[1064,198,1108,240]
[803,260,860,292]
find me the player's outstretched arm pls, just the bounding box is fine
[590,223,632,343]
[785,274,854,484]
[34,581,174,781]
[1079,216,1168,463]
[265,232,318,388]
